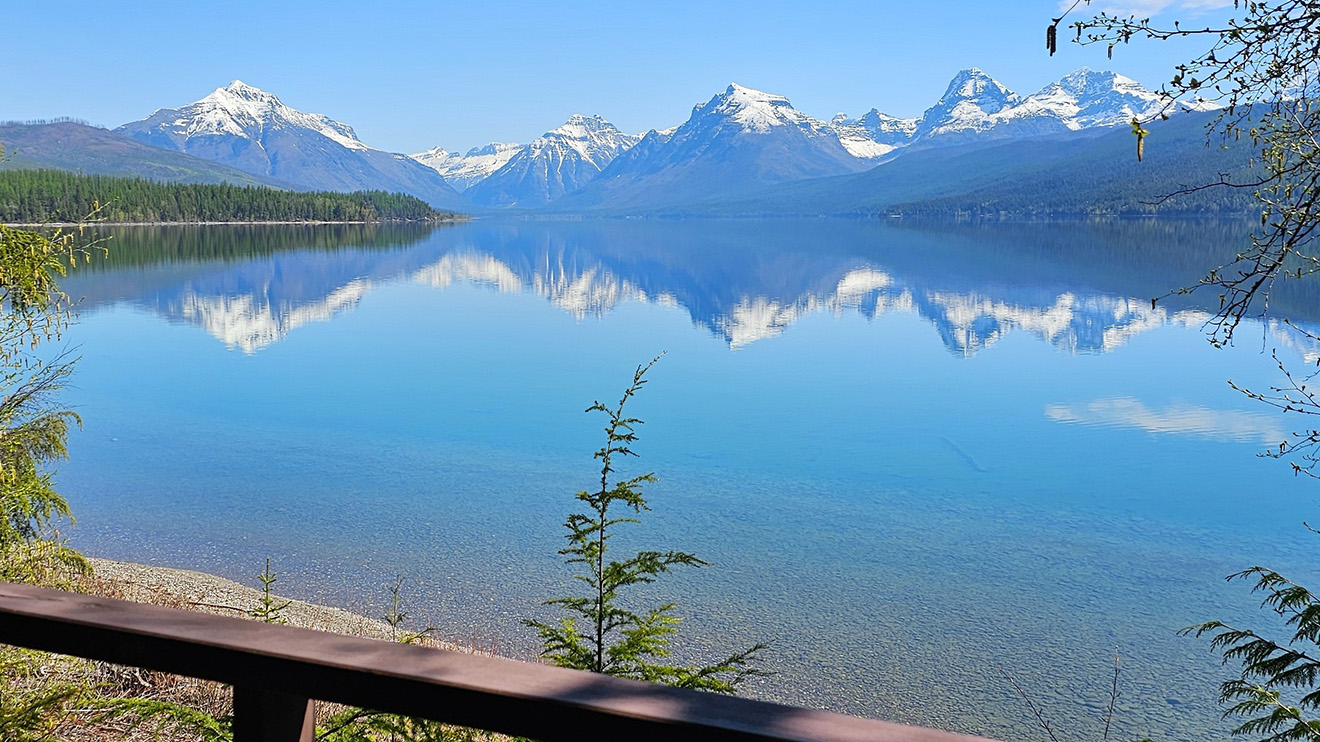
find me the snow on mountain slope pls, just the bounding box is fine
[410,142,521,191]
[914,68,1024,140]
[823,66,1175,161]
[910,67,1185,145]
[540,114,641,165]
[830,110,918,159]
[554,83,870,211]
[117,81,464,209]
[107,70,1201,214]
[1010,68,1166,129]
[121,80,370,151]
[698,83,837,135]
[464,114,640,208]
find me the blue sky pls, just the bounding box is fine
[2,0,1231,153]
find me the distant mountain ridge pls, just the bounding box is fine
[677,107,1252,218]
[1020,68,1169,129]
[0,69,1231,217]
[116,81,464,210]
[824,67,1178,156]
[830,110,918,159]
[487,69,1199,211]
[911,67,1177,144]
[463,114,641,208]
[410,142,522,191]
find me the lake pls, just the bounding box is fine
[56,218,1320,741]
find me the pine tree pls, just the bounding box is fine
[527,355,766,692]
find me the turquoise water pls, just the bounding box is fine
[56,219,1320,740]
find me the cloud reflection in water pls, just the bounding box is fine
[1045,397,1286,444]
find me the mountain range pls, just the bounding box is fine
[1,68,1237,217]
[551,83,872,211]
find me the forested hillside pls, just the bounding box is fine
[883,115,1257,217]
[650,110,1257,217]
[0,121,287,187]
[0,170,459,223]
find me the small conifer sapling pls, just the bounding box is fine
[527,355,766,692]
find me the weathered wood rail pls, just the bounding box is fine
[0,581,999,742]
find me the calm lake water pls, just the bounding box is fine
[56,219,1320,741]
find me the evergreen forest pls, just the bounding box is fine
[0,170,458,224]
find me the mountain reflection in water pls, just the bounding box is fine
[63,219,1318,357]
[56,218,1320,742]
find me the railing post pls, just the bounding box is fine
[232,686,315,742]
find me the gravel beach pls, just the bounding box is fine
[87,557,474,652]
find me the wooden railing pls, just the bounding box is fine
[0,581,998,742]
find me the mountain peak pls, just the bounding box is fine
[124,80,371,153]
[1060,67,1111,84]
[1012,68,1164,129]
[115,84,462,209]
[691,83,823,135]
[830,107,918,159]
[551,113,620,137]
[198,80,291,118]
[914,68,1022,139]
[939,68,1016,105]
[549,81,871,211]
[464,115,641,206]
[1056,67,1144,95]
[944,68,994,89]
[466,141,521,157]
[722,83,790,107]
[211,80,281,105]
[541,114,632,149]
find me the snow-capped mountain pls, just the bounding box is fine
[463,114,640,208]
[94,69,1207,215]
[695,83,837,135]
[410,142,521,191]
[1010,68,1167,130]
[123,80,372,151]
[557,83,871,211]
[913,68,1024,141]
[830,110,918,159]
[117,80,463,209]
[909,67,1177,144]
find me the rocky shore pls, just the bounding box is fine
[87,557,474,652]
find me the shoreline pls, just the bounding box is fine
[3,218,470,228]
[86,557,481,654]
